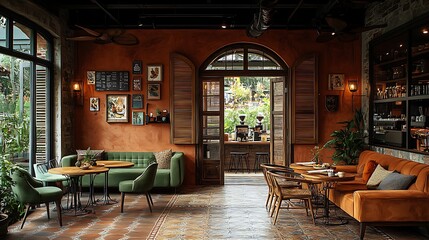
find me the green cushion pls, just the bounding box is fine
[154,169,170,187]
[118,180,133,192]
[35,187,63,203]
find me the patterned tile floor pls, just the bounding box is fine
[5,175,429,240]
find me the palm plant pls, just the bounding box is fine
[323,109,367,165]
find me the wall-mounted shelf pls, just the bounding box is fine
[369,15,429,155]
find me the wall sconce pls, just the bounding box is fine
[72,81,83,106]
[348,79,365,111]
[348,79,358,93]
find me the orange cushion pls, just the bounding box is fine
[362,160,378,182]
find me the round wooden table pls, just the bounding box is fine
[97,160,135,168]
[95,160,135,204]
[49,166,109,215]
[301,172,355,225]
[290,163,315,173]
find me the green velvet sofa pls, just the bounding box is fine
[60,152,184,189]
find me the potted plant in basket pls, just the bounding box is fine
[323,109,367,165]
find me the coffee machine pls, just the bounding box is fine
[253,113,264,141]
[235,114,248,142]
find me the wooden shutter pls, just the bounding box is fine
[36,66,47,162]
[292,54,318,144]
[271,78,286,166]
[170,53,196,144]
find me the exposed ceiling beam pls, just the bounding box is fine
[61,3,326,10]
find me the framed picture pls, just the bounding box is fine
[325,95,339,112]
[147,65,162,82]
[133,78,142,91]
[328,74,345,90]
[106,94,129,123]
[132,60,142,74]
[132,94,143,109]
[87,71,95,85]
[132,111,145,125]
[89,97,99,112]
[147,83,161,100]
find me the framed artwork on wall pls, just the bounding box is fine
[132,94,143,108]
[133,77,142,91]
[87,71,95,85]
[89,97,99,112]
[325,95,339,112]
[328,74,345,90]
[147,64,162,82]
[132,111,145,125]
[147,83,161,100]
[132,60,142,74]
[106,94,129,123]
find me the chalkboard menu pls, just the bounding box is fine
[95,71,130,91]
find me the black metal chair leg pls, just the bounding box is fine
[20,205,32,229]
[145,193,152,212]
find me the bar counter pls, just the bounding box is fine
[224,140,270,172]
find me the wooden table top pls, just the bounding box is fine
[224,141,270,145]
[48,166,109,176]
[290,163,315,171]
[96,160,134,168]
[301,172,355,182]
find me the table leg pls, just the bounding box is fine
[96,171,118,205]
[315,182,349,225]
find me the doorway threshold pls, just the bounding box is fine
[224,171,265,185]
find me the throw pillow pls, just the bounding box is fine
[76,149,104,161]
[377,172,416,190]
[154,149,172,169]
[362,160,378,182]
[366,164,393,189]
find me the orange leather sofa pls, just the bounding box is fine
[329,150,429,239]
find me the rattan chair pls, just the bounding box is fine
[267,170,315,225]
[260,163,300,212]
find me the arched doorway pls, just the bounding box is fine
[197,43,289,185]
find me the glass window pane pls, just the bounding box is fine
[0,15,7,48]
[0,54,31,158]
[248,49,282,70]
[206,49,244,70]
[203,115,220,137]
[13,21,32,55]
[203,81,220,111]
[37,33,49,60]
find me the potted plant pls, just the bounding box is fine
[323,109,367,165]
[0,113,28,236]
[0,155,23,236]
[75,147,100,168]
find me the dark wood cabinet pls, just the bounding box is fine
[369,14,429,154]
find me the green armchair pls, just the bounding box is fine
[119,163,158,213]
[11,167,63,229]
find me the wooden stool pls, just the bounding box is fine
[254,152,269,173]
[229,152,249,173]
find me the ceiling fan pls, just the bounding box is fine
[67,25,139,46]
[316,16,387,43]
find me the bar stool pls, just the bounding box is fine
[229,152,250,173]
[254,152,269,173]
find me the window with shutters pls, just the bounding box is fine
[0,11,53,168]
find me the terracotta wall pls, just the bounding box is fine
[73,29,362,185]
